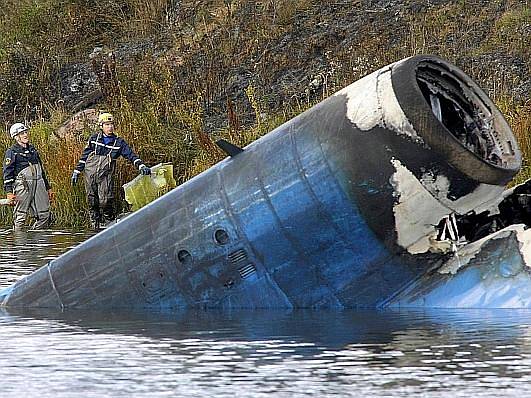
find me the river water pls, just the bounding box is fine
[0,230,530,397]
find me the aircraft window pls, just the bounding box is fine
[177,250,192,265]
[214,229,230,245]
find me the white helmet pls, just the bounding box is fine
[9,123,28,138]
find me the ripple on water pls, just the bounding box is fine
[0,229,93,288]
[1,232,531,397]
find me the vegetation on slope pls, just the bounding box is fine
[0,0,529,227]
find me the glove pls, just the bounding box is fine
[6,192,16,206]
[140,165,151,176]
[71,171,79,186]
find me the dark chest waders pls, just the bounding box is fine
[83,135,117,226]
[13,163,50,230]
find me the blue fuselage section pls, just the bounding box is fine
[1,55,528,310]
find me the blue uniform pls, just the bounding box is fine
[74,133,145,173]
[74,132,146,228]
[3,143,51,230]
[3,143,51,193]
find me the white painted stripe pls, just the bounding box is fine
[4,179,14,183]
[79,160,86,164]
[134,159,141,165]
[91,141,120,150]
[73,170,81,174]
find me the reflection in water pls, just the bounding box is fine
[0,231,531,397]
[0,229,93,288]
[0,308,530,397]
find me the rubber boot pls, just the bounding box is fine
[89,210,101,231]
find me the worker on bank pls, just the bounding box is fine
[71,112,151,230]
[3,123,53,231]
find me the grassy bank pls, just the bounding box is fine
[0,0,529,228]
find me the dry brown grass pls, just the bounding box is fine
[0,0,529,227]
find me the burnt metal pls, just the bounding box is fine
[455,179,531,242]
[417,63,502,166]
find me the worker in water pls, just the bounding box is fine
[71,112,151,230]
[3,123,53,231]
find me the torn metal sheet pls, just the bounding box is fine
[388,227,531,308]
[0,55,528,310]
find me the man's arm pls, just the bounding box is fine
[3,149,16,193]
[119,138,146,171]
[74,135,96,174]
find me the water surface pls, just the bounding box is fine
[1,230,530,397]
[0,229,93,287]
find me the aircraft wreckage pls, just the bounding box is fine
[2,55,531,310]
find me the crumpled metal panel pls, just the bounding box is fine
[388,227,531,308]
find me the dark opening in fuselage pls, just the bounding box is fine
[416,62,509,167]
[436,179,531,243]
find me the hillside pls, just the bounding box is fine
[0,0,529,227]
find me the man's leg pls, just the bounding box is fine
[30,179,51,230]
[84,177,101,230]
[101,199,115,224]
[12,180,29,231]
[99,173,115,225]
[12,203,27,231]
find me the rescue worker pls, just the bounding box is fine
[71,112,151,229]
[3,123,53,231]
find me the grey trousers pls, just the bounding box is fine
[83,153,116,224]
[13,164,50,231]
